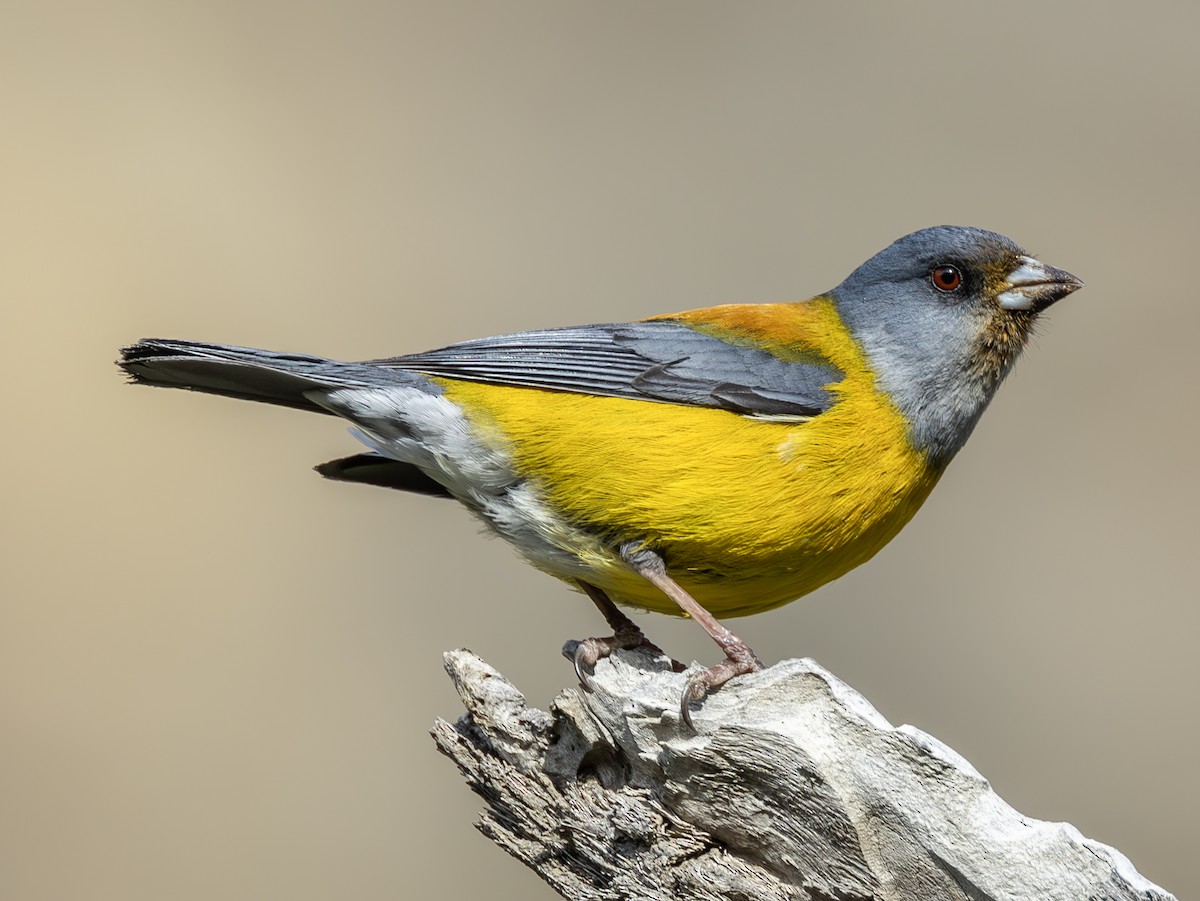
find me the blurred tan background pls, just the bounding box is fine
[2,2,1197,898]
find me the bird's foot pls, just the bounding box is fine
[680,641,764,730]
[571,579,684,689]
[569,630,684,691]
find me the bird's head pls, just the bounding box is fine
[831,225,1083,466]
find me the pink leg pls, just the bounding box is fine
[621,544,764,729]
[571,580,682,688]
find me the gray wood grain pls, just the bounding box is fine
[432,647,1173,901]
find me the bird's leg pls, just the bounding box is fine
[571,580,682,689]
[620,543,764,729]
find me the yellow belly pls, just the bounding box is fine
[437,382,938,617]
[435,300,943,617]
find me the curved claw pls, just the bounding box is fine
[570,630,668,693]
[680,675,708,731]
[572,639,601,692]
[676,647,766,732]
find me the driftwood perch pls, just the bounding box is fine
[431,645,1173,901]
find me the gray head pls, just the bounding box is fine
[830,225,1083,466]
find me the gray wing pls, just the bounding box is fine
[370,320,842,418]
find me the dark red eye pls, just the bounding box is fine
[931,265,962,292]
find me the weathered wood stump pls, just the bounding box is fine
[432,646,1173,901]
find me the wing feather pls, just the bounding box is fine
[369,320,841,418]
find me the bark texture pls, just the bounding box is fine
[431,646,1173,901]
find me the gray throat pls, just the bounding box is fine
[830,293,1021,467]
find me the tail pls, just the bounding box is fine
[121,339,459,499]
[118,338,427,414]
[315,453,452,498]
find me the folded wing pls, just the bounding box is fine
[372,320,842,419]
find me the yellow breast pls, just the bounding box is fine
[437,299,943,617]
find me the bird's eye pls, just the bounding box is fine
[931,265,962,293]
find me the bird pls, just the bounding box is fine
[118,225,1083,727]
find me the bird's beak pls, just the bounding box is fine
[997,256,1085,311]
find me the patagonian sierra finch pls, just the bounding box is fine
[119,225,1083,726]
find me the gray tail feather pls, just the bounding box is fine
[118,338,416,414]
[315,453,452,498]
